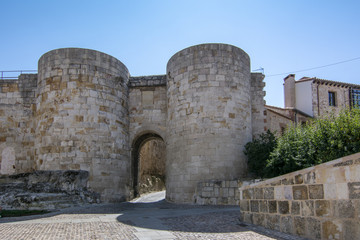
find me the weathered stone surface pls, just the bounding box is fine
[291,201,300,215]
[254,188,263,199]
[252,213,265,226]
[166,44,256,203]
[309,184,324,199]
[259,200,268,213]
[306,217,321,239]
[335,200,355,218]
[348,182,360,199]
[240,200,249,211]
[278,201,289,214]
[301,200,314,216]
[239,153,360,240]
[0,170,100,209]
[294,216,306,237]
[268,200,277,213]
[263,187,274,199]
[315,200,331,217]
[250,200,259,212]
[265,214,280,231]
[293,185,308,200]
[322,220,342,240]
[280,216,293,234]
[343,220,360,240]
[294,174,303,184]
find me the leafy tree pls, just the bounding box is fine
[244,130,277,177]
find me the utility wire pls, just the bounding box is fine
[266,56,360,77]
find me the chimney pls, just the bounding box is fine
[284,74,296,108]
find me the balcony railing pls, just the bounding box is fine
[0,70,37,80]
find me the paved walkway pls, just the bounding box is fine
[0,191,307,240]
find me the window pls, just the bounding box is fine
[351,89,360,109]
[328,91,336,106]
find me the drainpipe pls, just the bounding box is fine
[317,81,320,117]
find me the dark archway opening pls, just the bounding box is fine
[131,133,166,198]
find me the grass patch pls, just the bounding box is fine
[1,210,50,217]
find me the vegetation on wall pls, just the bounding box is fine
[245,108,360,178]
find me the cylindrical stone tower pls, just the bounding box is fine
[166,43,252,203]
[36,48,130,201]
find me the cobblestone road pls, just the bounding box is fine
[0,192,307,240]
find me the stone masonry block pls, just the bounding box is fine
[348,182,360,199]
[343,220,360,240]
[309,184,324,199]
[268,200,277,213]
[322,220,342,240]
[265,214,280,231]
[284,185,293,200]
[254,188,263,199]
[259,200,268,213]
[294,216,306,237]
[315,200,332,217]
[293,185,308,200]
[306,217,321,240]
[252,213,265,227]
[263,187,274,199]
[291,201,300,215]
[244,213,253,224]
[240,200,249,211]
[295,174,304,184]
[335,200,355,218]
[324,183,337,199]
[278,201,290,214]
[242,189,253,199]
[301,200,314,217]
[250,200,259,212]
[280,216,293,234]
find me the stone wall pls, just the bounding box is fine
[129,75,167,143]
[0,44,267,204]
[36,48,130,202]
[195,179,261,205]
[0,74,37,175]
[239,152,360,240]
[250,73,266,137]
[166,43,253,203]
[265,108,293,135]
[312,81,351,118]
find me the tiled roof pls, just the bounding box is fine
[296,77,360,88]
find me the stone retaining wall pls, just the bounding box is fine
[195,179,261,205]
[239,152,360,240]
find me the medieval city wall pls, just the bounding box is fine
[0,74,37,175]
[239,152,360,240]
[0,44,266,203]
[250,73,266,137]
[36,48,131,202]
[166,44,253,203]
[129,75,167,144]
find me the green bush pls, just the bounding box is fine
[244,130,277,177]
[266,108,360,177]
[244,108,360,178]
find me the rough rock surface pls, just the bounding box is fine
[0,170,100,210]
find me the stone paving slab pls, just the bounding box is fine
[0,199,308,240]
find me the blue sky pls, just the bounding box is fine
[1,0,359,107]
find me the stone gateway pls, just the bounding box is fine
[0,43,266,203]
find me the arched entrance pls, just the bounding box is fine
[131,132,166,197]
